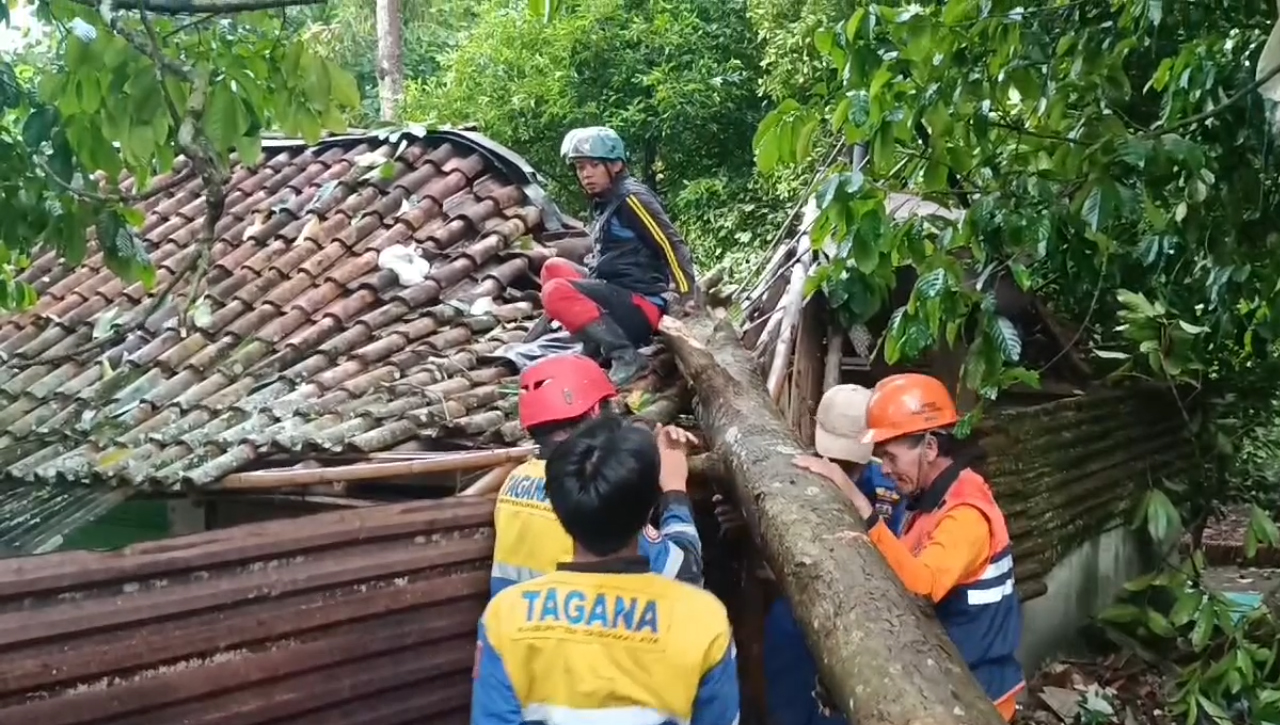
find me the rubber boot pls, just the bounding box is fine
[578,319,648,387]
[578,338,603,362]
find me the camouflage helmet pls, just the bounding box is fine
[560,126,627,163]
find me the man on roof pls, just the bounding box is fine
[489,353,704,600]
[539,126,700,387]
[793,373,1025,722]
[715,383,908,725]
[473,415,740,725]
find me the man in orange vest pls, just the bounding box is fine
[793,373,1025,722]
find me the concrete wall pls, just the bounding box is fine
[1018,526,1157,668]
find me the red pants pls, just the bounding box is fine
[540,259,661,347]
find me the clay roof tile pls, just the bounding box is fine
[0,132,590,489]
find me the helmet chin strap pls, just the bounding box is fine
[914,430,935,493]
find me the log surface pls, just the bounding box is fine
[661,313,1004,725]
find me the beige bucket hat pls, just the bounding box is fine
[814,384,875,464]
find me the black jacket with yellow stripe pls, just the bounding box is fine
[588,176,698,301]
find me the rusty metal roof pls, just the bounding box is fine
[0,131,588,490]
[0,495,493,724]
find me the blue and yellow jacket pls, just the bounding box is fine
[490,457,704,599]
[587,176,698,301]
[472,557,741,725]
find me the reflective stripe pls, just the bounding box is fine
[977,553,1013,580]
[662,522,700,540]
[522,703,688,725]
[492,561,545,585]
[624,195,689,293]
[966,578,1015,606]
[659,543,685,580]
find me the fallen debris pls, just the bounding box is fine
[1016,653,1174,725]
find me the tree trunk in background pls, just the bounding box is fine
[660,312,1006,725]
[375,0,404,122]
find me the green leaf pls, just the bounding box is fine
[1170,589,1204,626]
[1195,696,1231,724]
[202,81,250,152]
[327,59,361,109]
[1097,603,1145,623]
[872,122,896,174]
[852,230,880,275]
[1116,289,1159,317]
[22,106,57,149]
[755,121,781,173]
[794,117,819,164]
[998,366,1040,388]
[120,206,145,227]
[915,268,947,300]
[1081,181,1117,233]
[831,97,851,132]
[1249,505,1280,547]
[1144,489,1180,544]
[97,211,155,289]
[884,307,906,364]
[1124,571,1161,592]
[528,0,558,22]
[1146,609,1176,637]
[301,50,332,110]
[235,135,263,167]
[986,315,1022,363]
[941,0,973,23]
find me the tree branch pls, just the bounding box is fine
[1146,62,1280,137]
[74,0,323,13]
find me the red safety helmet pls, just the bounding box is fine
[518,354,617,430]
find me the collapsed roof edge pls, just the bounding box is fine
[258,127,571,233]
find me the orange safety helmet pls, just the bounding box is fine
[861,373,959,444]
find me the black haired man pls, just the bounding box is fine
[472,416,739,725]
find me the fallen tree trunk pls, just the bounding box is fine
[660,312,1005,725]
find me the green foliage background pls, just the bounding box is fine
[401,0,795,275]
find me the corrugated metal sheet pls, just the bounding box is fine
[981,386,1197,598]
[0,495,494,725]
[0,485,132,557]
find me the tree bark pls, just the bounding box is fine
[375,0,405,122]
[660,312,1006,725]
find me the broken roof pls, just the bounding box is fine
[0,129,589,489]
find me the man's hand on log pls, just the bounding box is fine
[656,425,697,493]
[792,455,874,520]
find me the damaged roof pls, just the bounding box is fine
[0,129,587,489]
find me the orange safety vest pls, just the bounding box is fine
[901,467,1025,708]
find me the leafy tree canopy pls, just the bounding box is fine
[292,0,476,124]
[0,0,361,323]
[411,0,778,269]
[757,0,1279,414]
[756,4,1280,712]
